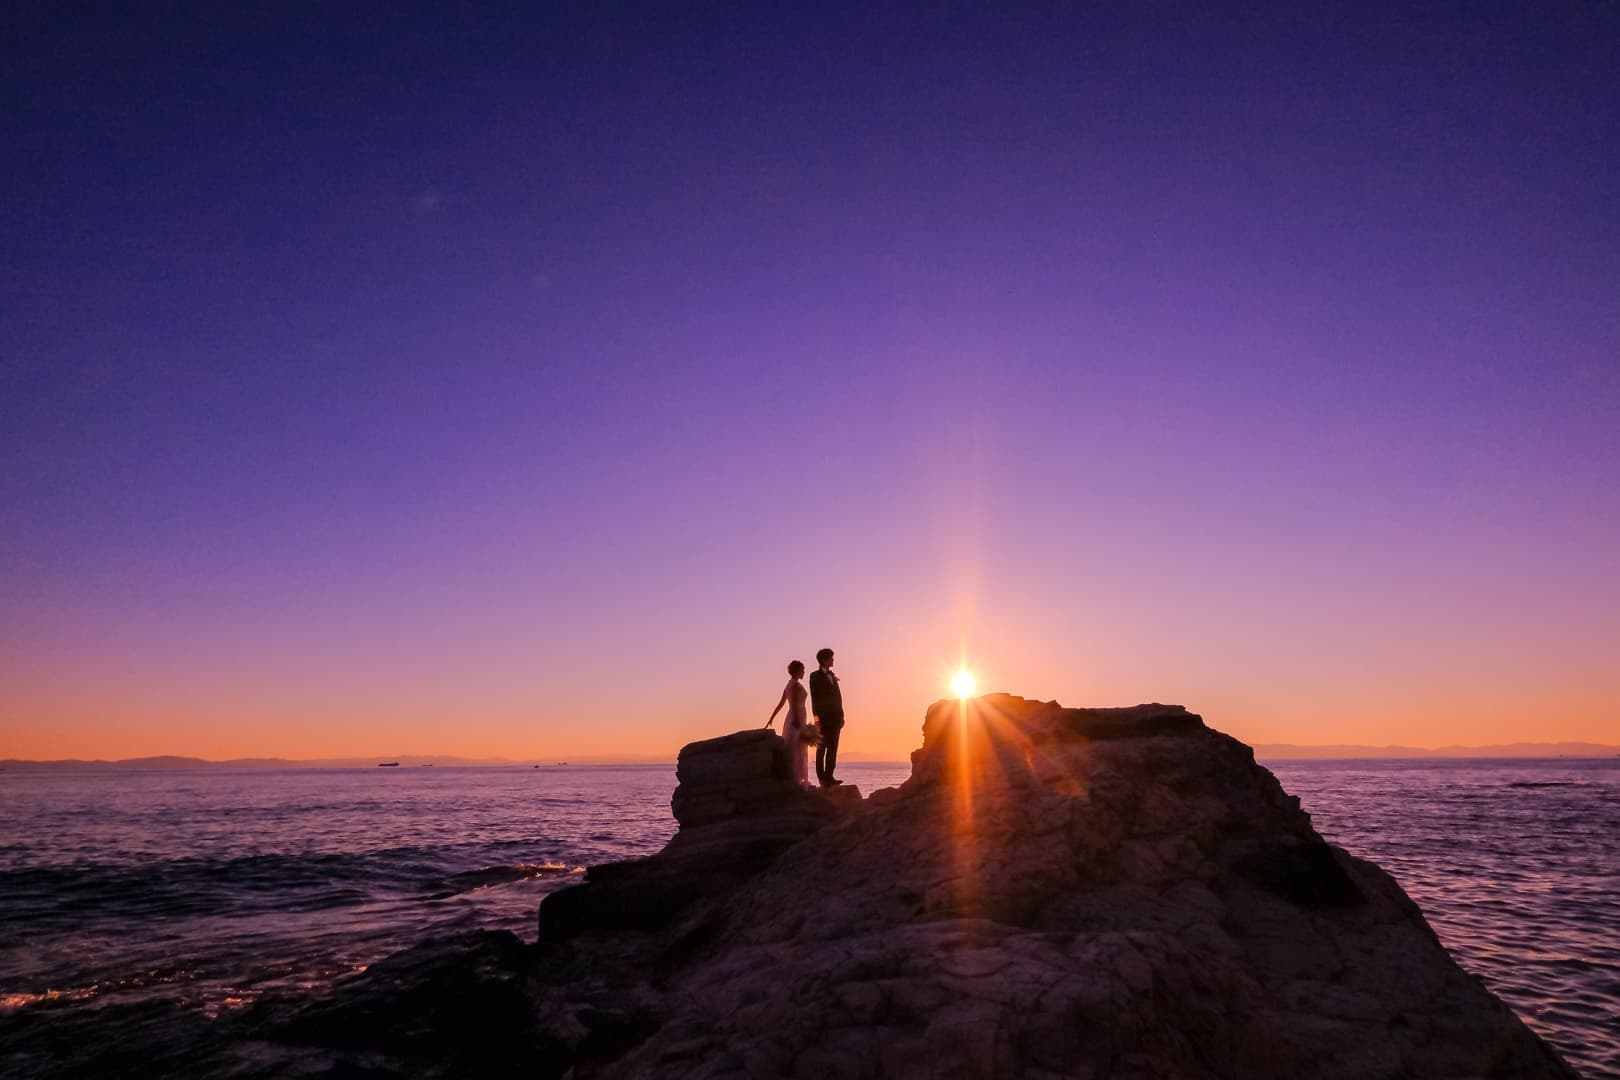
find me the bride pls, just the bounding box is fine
[765,659,811,786]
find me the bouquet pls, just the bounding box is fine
[798,721,822,747]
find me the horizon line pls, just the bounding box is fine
[5,738,1620,771]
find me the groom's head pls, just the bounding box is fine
[816,648,834,670]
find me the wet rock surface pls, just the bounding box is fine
[0,932,550,1080]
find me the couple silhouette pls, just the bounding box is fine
[765,647,845,788]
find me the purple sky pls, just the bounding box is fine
[3,4,1617,760]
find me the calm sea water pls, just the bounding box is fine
[1,758,1616,1077]
[1272,758,1620,1079]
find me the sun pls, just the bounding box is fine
[950,670,977,698]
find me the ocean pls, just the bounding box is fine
[1,758,1616,1077]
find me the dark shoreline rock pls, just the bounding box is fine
[526,694,1577,1078]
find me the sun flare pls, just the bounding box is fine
[951,670,977,698]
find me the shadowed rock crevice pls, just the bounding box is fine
[1234,838,1364,909]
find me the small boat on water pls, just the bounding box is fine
[377,762,400,767]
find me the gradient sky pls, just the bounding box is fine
[4,3,1617,762]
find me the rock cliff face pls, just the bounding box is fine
[533,695,1575,1079]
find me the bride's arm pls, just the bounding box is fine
[765,683,790,728]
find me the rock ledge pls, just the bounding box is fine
[528,695,1575,1079]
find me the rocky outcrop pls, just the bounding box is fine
[530,695,1575,1079]
[669,729,848,828]
[538,729,858,942]
[142,697,1570,1079]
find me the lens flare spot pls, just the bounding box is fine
[951,670,977,698]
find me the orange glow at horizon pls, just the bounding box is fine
[4,549,1618,763]
[5,637,1620,762]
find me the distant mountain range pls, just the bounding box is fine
[4,742,1618,772]
[0,754,555,772]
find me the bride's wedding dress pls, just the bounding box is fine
[782,678,809,785]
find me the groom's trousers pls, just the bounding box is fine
[816,714,844,784]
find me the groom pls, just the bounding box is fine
[808,647,844,787]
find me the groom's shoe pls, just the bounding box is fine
[823,777,843,787]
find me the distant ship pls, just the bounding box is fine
[378,762,400,767]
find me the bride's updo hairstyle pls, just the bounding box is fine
[787,660,805,678]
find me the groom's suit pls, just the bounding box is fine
[808,668,844,785]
